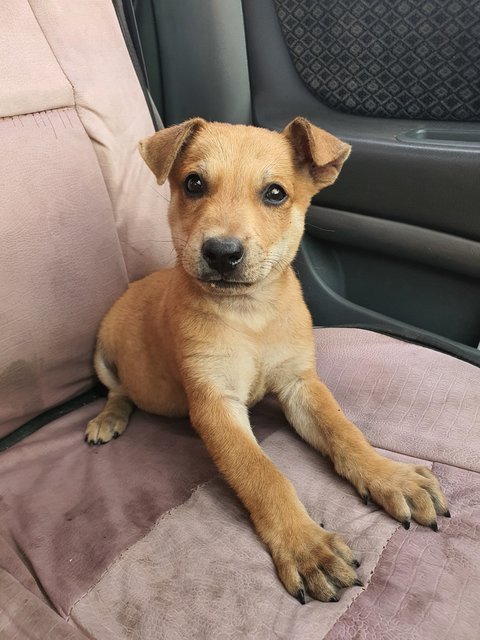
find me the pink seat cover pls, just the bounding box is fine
[0,0,172,437]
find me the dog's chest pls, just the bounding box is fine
[198,332,289,406]
[247,367,268,407]
[247,340,300,406]
[193,296,309,405]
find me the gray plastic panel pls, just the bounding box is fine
[397,128,480,147]
[133,0,165,120]
[295,232,480,366]
[150,0,251,126]
[242,0,480,241]
[242,0,480,365]
[307,206,480,280]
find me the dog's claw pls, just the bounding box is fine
[295,589,306,605]
[444,510,451,518]
[361,491,370,505]
[329,595,339,602]
[430,521,438,532]
[353,578,364,587]
[402,520,411,530]
[352,559,361,568]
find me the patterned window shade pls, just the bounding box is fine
[274,0,480,121]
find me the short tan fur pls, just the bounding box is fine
[86,118,449,603]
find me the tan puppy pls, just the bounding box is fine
[85,118,449,603]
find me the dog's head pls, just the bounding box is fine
[139,118,350,296]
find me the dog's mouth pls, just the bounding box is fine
[197,278,254,290]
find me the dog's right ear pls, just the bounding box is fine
[138,118,206,185]
[283,117,351,188]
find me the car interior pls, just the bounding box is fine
[0,1,479,638]
[136,0,480,366]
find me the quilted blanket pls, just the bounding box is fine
[0,329,478,639]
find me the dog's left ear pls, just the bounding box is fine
[139,118,206,185]
[283,117,351,188]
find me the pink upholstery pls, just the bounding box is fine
[0,398,280,617]
[69,434,412,640]
[0,3,73,117]
[0,1,172,437]
[66,330,479,640]
[28,0,173,281]
[0,110,127,436]
[0,570,85,640]
[325,463,480,640]
[0,328,478,640]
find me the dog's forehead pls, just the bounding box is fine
[182,123,294,175]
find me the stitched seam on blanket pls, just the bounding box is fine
[66,479,211,620]
[323,523,402,639]
[66,434,432,620]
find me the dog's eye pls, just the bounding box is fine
[263,183,288,205]
[184,173,205,197]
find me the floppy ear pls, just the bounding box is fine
[283,117,351,188]
[138,118,206,184]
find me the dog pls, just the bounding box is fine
[85,117,449,603]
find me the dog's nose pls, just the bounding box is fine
[202,237,244,274]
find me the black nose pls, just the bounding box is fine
[201,237,244,274]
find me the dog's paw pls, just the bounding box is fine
[84,412,127,445]
[271,520,361,603]
[357,460,450,530]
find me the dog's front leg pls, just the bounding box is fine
[188,388,360,602]
[278,371,449,530]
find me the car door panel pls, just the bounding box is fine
[134,0,480,365]
[242,0,480,365]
